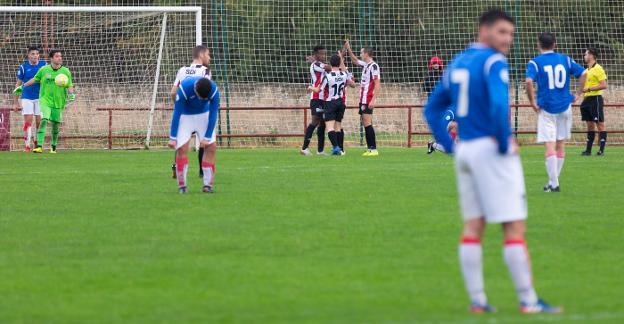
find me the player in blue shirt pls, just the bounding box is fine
[424,9,561,314]
[427,109,457,154]
[168,77,220,194]
[525,32,587,192]
[12,46,47,152]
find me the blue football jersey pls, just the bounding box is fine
[526,52,585,114]
[425,44,511,154]
[16,60,47,100]
[170,76,220,140]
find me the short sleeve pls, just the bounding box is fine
[33,67,44,82]
[525,60,538,80]
[16,65,24,80]
[597,66,607,81]
[312,62,325,73]
[357,60,367,67]
[173,68,184,86]
[371,64,380,80]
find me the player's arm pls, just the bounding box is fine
[202,89,220,144]
[65,70,75,102]
[12,71,23,111]
[487,58,513,155]
[344,40,361,66]
[168,92,184,148]
[569,59,588,100]
[338,51,356,88]
[424,76,454,154]
[308,74,327,93]
[525,60,539,112]
[22,67,43,88]
[170,83,179,102]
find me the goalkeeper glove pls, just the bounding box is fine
[13,85,23,96]
[68,93,75,102]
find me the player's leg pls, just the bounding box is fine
[201,143,217,193]
[361,107,377,156]
[543,141,558,191]
[196,132,204,177]
[580,98,595,155]
[555,140,565,178]
[302,115,320,155]
[597,97,606,155]
[175,142,191,193]
[502,221,562,314]
[584,121,596,155]
[20,100,34,151]
[49,108,63,153]
[432,142,446,153]
[454,141,493,312]
[336,105,345,154]
[537,110,558,191]
[317,119,326,154]
[326,120,339,154]
[34,104,52,153]
[33,100,41,147]
[554,107,571,179]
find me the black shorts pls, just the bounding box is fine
[580,95,604,122]
[310,99,325,117]
[358,103,373,115]
[324,99,346,122]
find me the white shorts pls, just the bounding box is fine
[21,99,40,116]
[174,111,217,149]
[455,137,527,224]
[537,106,572,143]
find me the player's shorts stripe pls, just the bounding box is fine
[484,53,507,75]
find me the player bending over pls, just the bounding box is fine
[169,77,220,194]
[344,41,381,156]
[12,46,46,152]
[425,9,561,314]
[525,32,587,192]
[171,45,213,179]
[309,54,355,155]
[301,45,331,156]
[16,49,75,153]
[427,109,457,154]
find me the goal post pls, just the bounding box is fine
[0,6,201,149]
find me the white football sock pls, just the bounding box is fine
[433,143,447,153]
[557,157,565,177]
[202,162,214,187]
[23,122,31,146]
[546,155,558,187]
[504,240,538,305]
[459,238,487,305]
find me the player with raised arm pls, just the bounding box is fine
[425,9,561,314]
[525,32,587,192]
[12,46,46,152]
[344,41,381,156]
[309,54,355,155]
[301,45,331,156]
[170,45,213,179]
[15,49,74,154]
[168,77,220,194]
[337,49,356,154]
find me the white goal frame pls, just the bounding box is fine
[0,6,203,148]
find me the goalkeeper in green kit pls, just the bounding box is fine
[15,49,75,153]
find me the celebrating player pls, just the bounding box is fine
[16,49,74,153]
[344,41,381,156]
[427,109,457,154]
[168,77,220,194]
[309,54,355,155]
[425,9,561,314]
[301,45,330,156]
[12,46,47,152]
[171,45,213,179]
[580,47,608,156]
[525,32,587,192]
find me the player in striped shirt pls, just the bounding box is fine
[301,45,331,156]
[425,9,561,314]
[344,41,381,156]
[170,45,213,179]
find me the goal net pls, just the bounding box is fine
[0,6,201,150]
[2,1,623,150]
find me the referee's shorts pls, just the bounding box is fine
[580,95,604,123]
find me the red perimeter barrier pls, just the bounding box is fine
[95,104,624,149]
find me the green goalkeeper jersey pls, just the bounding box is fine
[34,65,73,109]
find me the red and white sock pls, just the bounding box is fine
[201,161,215,187]
[459,237,487,305]
[545,153,558,187]
[503,239,538,305]
[23,122,32,147]
[176,156,189,188]
[557,151,565,177]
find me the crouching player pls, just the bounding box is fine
[427,109,457,154]
[168,77,220,194]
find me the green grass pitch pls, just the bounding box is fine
[1,147,623,323]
